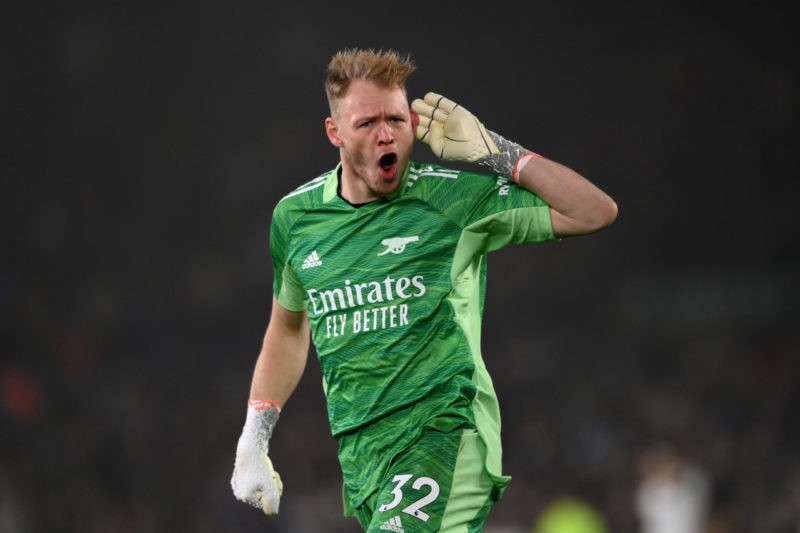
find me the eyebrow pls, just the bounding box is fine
[350,109,406,125]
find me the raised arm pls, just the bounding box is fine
[515,154,617,237]
[411,92,617,237]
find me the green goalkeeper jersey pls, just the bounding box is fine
[270,161,555,512]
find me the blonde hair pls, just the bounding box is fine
[325,48,417,117]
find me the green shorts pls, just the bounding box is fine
[354,428,499,532]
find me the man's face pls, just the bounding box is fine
[326,80,419,203]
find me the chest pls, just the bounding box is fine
[288,200,461,314]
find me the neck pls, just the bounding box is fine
[338,165,382,205]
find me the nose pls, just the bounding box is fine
[377,121,394,145]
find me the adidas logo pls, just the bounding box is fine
[379,516,404,532]
[302,250,322,270]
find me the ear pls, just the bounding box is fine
[410,108,420,132]
[325,117,342,147]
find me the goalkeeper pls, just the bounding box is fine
[231,48,617,531]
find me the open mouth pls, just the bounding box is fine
[378,153,398,179]
[379,153,397,169]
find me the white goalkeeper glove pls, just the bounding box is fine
[411,92,539,182]
[231,400,283,515]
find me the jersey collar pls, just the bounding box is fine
[322,163,341,203]
[322,162,412,204]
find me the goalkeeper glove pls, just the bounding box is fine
[231,400,283,515]
[411,92,539,182]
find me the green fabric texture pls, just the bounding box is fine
[269,161,555,512]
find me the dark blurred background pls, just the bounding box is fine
[2,1,798,532]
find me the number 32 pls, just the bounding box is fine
[378,474,441,522]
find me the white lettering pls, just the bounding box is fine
[411,275,426,297]
[354,283,368,306]
[346,304,411,335]
[307,289,322,315]
[395,277,411,298]
[382,276,396,301]
[325,313,347,337]
[309,274,427,316]
[367,282,383,303]
[362,309,371,332]
[319,288,346,312]
[344,280,356,308]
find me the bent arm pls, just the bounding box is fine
[516,155,618,238]
[249,296,310,407]
[411,92,617,237]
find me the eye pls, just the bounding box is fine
[359,120,373,128]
